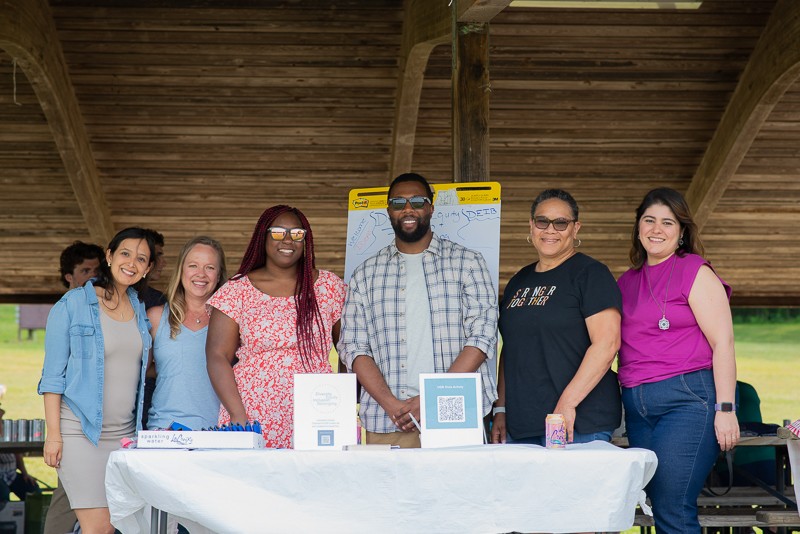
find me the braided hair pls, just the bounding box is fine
[234,205,326,371]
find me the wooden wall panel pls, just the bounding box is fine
[1,0,798,305]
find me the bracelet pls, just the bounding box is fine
[45,439,63,443]
[492,406,506,416]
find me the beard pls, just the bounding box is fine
[391,213,432,243]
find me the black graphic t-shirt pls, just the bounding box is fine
[499,253,622,438]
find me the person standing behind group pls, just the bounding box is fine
[206,206,346,448]
[617,187,738,534]
[140,228,168,309]
[491,189,621,446]
[338,173,498,448]
[146,236,227,431]
[45,240,104,534]
[39,227,154,534]
[59,241,104,290]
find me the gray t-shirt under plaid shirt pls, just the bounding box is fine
[338,234,498,434]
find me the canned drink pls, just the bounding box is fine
[16,419,29,442]
[9,419,18,442]
[0,420,11,442]
[545,413,567,449]
[30,419,45,442]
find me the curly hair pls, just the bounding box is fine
[234,205,326,371]
[530,189,580,220]
[59,241,104,288]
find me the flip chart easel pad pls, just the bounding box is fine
[344,182,501,295]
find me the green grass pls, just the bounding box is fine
[0,305,51,487]
[1,305,798,518]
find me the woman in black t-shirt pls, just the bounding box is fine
[491,189,622,445]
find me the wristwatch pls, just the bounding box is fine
[714,402,736,412]
[492,406,506,416]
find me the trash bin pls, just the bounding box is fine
[24,492,51,534]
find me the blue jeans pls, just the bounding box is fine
[622,369,720,534]
[507,429,613,446]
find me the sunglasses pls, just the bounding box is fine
[533,217,575,231]
[267,227,306,242]
[387,196,431,211]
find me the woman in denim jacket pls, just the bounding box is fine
[39,227,155,534]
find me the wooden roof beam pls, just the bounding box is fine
[390,0,511,179]
[458,0,513,23]
[686,0,800,230]
[389,0,450,179]
[0,0,114,245]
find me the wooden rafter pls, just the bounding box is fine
[685,0,800,230]
[0,0,114,245]
[458,0,513,22]
[389,0,450,179]
[390,0,510,179]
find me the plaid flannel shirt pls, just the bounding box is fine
[338,234,498,433]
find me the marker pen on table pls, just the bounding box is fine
[408,413,422,433]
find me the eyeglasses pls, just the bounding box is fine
[533,217,575,231]
[267,227,306,242]
[387,196,431,211]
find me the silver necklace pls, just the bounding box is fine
[643,254,677,331]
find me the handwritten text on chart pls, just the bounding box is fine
[349,207,499,255]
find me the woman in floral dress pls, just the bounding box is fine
[206,205,346,448]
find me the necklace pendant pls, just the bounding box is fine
[658,316,670,331]
[196,318,201,324]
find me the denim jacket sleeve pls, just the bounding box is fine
[38,297,71,394]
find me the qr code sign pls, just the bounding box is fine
[436,395,466,423]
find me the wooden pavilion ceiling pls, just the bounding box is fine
[0,0,798,304]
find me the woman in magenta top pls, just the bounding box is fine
[618,187,738,534]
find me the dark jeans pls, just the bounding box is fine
[622,369,720,534]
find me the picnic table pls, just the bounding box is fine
[617,433,799,532]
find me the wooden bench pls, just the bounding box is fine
[755,509,800,526]
[698,486,797,507]
[635,508,767,528]
[635,510,799,529]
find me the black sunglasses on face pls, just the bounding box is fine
[387,196,431,211]
[267,227,306,241]
[533,217,575,231]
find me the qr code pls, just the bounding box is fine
[437,395,466,423]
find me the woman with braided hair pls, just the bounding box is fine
[206,205,346,448]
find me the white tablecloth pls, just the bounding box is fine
[106,441,657,534]
[788,438,800,512]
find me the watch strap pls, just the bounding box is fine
[714,402,736,412]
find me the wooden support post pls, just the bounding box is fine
[453,22,490,183]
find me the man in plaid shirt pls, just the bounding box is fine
[338,173,498,448]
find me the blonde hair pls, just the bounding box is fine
[166,236,227,339]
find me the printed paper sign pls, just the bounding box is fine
[293,373,357,450]
[419,373,484,448]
